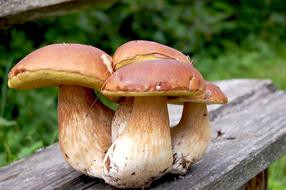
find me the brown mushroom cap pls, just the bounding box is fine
[169,81,228,104]
[113,40,191,69]
[8,43,113,90]
[103,59,205,97]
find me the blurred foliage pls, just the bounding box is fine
[270,155,286,190]
[0,0,286,189]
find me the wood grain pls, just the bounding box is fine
[0,79,285,190]
[0,0,115,29]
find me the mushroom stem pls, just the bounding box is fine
[111,97,133,142]
[103,96,173,188]
[58,85,113,178]
[170,102,211,174]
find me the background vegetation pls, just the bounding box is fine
[0,0,285,189]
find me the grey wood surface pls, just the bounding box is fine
[0,79,285,190]
[0,0,114,29]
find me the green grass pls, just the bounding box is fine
[195,36,286,90]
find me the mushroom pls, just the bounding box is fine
[102,59,205,188]
[113,40,191,70]
[7,43,114,178]
[110,40,228,178]
[169,82,228,174]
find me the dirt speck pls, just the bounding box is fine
[216,130,224,138]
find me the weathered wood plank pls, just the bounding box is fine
[0,0,115,29]
[0,79,285,190]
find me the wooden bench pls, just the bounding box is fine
[1,79,286,189]
[1,1,286,189]
[0,0,113,29]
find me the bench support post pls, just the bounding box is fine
[240,169,268,190]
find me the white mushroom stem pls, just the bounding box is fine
[103,96,173,188]
[170,102,211,174]
[58,85,113,178]
[111,97,133,142]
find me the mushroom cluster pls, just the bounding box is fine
[8,40,227,188]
